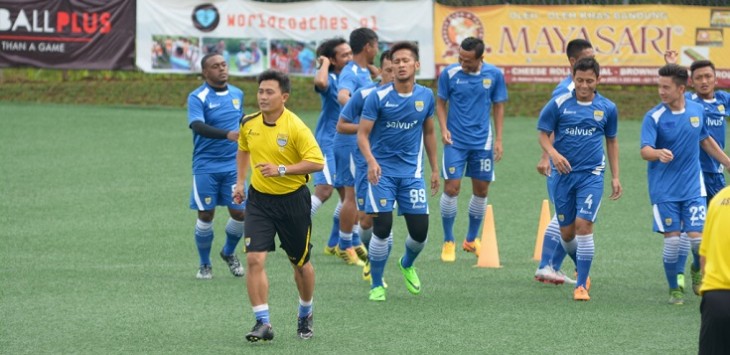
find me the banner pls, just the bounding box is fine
[0,0,135,70]
[136,0,435,78]
[435,4,730,87]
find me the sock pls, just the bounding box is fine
[663,236,680,289]
[222,218,244,256]
[311,195,323,217]
[368,235,390,288]
[360,226,373,250]
[298,298,312,318]
[539,215,562,269]
[690,236,701,271]
[338,231,353,250]
[676,232,690,274]
[440,194,458,242]
[327,201,342,248]
[253,304,270,324]
[387,231,394,254]
[352,224,362,247]
[466,195,487,242]
[195,219,214,266]
[575,234,594,289]
[560,237,578,265]
[401,235,426,268]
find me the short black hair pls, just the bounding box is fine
[200,53,218,70]
[390,41,419,61]
[566,39,593,60]
[379,49,391,67]
[690,60,716,75]
[349,27,378,54]
[658,64,689,87]
[573,57,600,77]
[257,70,291,94]
[460,37,485,58]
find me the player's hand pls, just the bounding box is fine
[226,130,239,142]
[610,177,623,200]
[494,139,503,162]
[430,171,440,196]
[255,162,278,177]
[317,56,329,70]
[441,129,452,145]
[657,148,674,163]
[367,160,381,185]
[232,184,246,204]
[549,152,571,174]
[664,50,678,64]
[536,155,551,176]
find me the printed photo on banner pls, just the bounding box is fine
[151,35,201,72]
[202,38,268,75]
[680,46,710,65]
[270,39,317,75]
[710,9,730,27]
[695,28,724,47]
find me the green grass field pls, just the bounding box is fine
[1,102,717,354]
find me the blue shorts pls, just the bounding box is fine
[441,145,494,181]
[548,171,604,227]
[190,171,245,211]
[355,166,368,211]
[703,172,726,203]
[652,197,706,233]
[334,144,356,187]
[313,149,337,187]
[364,176,429,215]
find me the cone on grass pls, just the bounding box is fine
[533,199,551,261]
[475,204,501,268]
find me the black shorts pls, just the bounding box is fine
[243,185,313,266]
[700,290,730,355]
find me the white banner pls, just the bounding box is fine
[136,0,435,78]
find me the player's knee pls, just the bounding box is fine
[246,252,266,270]
[372,212,393,238]
[359,215,373,230]
[229,209,245,221]
[575,219,594,235]
[404,214,429,242]
[315,184,334,201]
[197,210,214,223]
[444,184,460,197]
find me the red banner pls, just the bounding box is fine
[0,0,135,70]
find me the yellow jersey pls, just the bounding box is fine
[700,185,730,294]
[239,109,324,195]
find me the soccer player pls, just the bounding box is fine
[357,41,440,302]
[186,53,246,280]
[640,64,730,305]
[233,70,324,341]
[537,57,622,301]
[335,50,395,281]
[436,36,508,262]
[664,50,730,294]
[698,185,730,354]
[534,39,594,284]
[312,37,364,265]
[337,27,379,106]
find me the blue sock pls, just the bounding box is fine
[560,237,577,265]
[387,232,393,254]
[253,304,270,324]
[440,194,457,243]
[352,224,362,247]
[298,298,312,318]
[338,231,353,250]
[539,216,562,269]
[466,195,486,242]
[663,236,680,289]
[690,237,701,271]
[368,235,389,288]
[401,235,426,268]
[195,219,213,266]
[327,202,341,248]
[676,232,690,274]
[222,218,244,256]
[575,234,594,289]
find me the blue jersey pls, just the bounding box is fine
[552,75,574,97]
[334,83,378,149]
[362,83,435,178]
[187,83,244,174]
[641,100,709,204]
[688,90,730,174]
[537,91,618,174]
[437,63,508,150]
[338,61,372,97]
[314,73,340,152]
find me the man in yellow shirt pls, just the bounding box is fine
[699,185,730,354]
[233,70,324,342]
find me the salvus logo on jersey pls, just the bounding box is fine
[386,120,418,130]
[690,116,700,127]
[707,118,724,127]
[482,79,492,89]
[593,110,604,122]
[564,126,596,136]
[415,101,424,112]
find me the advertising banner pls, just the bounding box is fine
[434,4,730,87]
[0,0,135,70]
[136,0,435,78]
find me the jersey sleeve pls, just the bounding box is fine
[426,91,436,118]
[491,70,509,103]
[340,93,360,122]
[361,91,379,122]
[296,121,325,164]
[605,104,619,138]
[536,101,557,134]
[338,68,358,96]
[187,94,205,126]
[640,114,658,148]
[437,69,450,101]
[238,122,250,152]
[700,111,710,141]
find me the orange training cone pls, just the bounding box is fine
[533,199,551,261]
[475,204,501,268]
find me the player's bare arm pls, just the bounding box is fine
[423,117,440,196]
[336,117,358,134]
[700,136,730,172]
[606,137,622,200]
[233,149,250,204]
[357,117,381,185]
[435,97,451,145]
[538,131,571,174]
[493,102,505,162]
[640,146,674,163]
[313,56,330,91]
